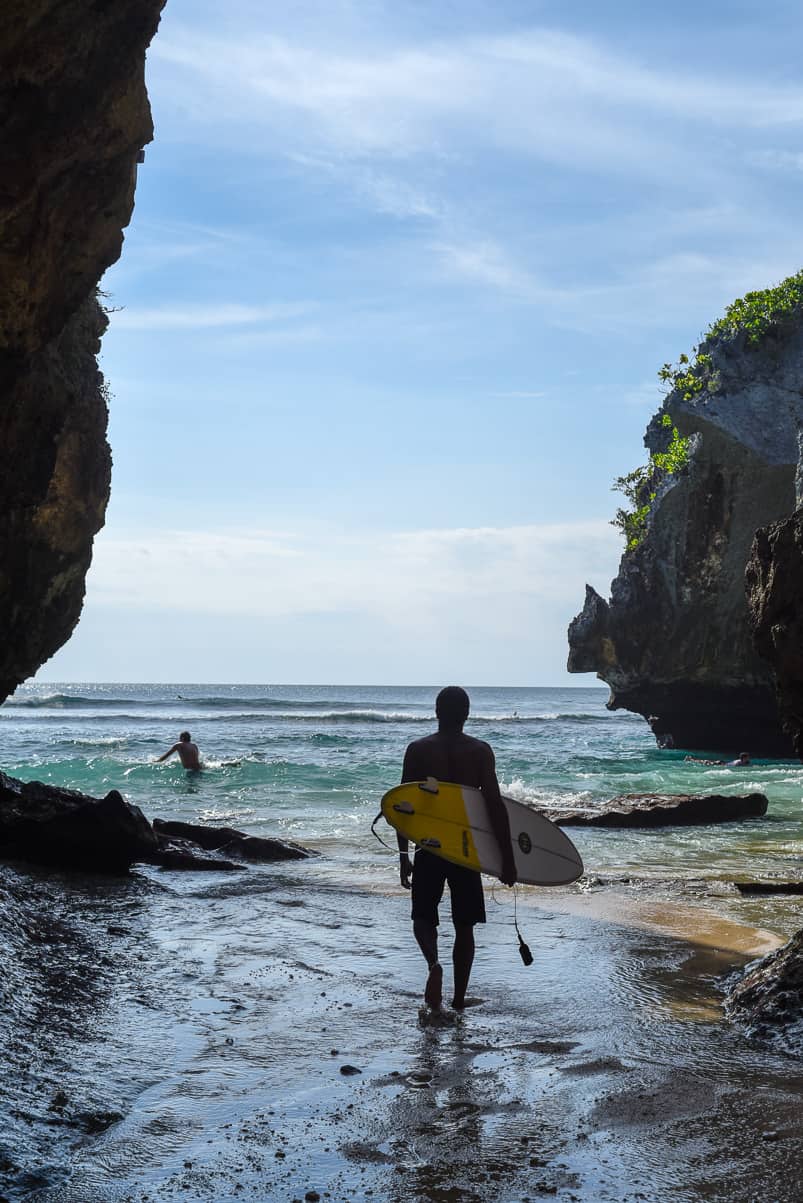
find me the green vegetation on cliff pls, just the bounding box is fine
[659,268,803,398]
[613,269,803,551]
[612,416,690,551]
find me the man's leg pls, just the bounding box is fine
[447,864,485,1009]
[413,920,443,1007]
[411,852,446,1008]
[451,924,475,1010]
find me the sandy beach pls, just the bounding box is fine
[4,851,801,1203]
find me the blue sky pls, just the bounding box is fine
[40,0,803,685]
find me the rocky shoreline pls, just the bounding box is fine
[0,770,312,874]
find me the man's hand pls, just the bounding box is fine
[499,854,517,888]
[399,852,413,889]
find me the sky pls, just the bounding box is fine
[39,0,803,685]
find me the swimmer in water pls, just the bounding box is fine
[156,731,202,771]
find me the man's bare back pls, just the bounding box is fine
[156,731,201,770]
[402,731,500,797]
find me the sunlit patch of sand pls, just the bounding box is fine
[536,889,784,957]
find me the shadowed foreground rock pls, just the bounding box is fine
[0,772,313,873]
[725,929,803,1053]
[542,792,768,827]
[0,771,157,871]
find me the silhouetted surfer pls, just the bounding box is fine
[398,686,516,1011]
[156,731,202,771]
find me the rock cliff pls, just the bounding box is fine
[746,505,803,756]
[568,279,803,755]
[0,0,165,702]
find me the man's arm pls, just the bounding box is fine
[155,744,178,764]
[479,743,517,886]
[397,743,418,889]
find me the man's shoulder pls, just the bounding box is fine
[461,732,493,755]
[404,732,439,753]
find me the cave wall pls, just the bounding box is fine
[568,317,803,756]
[0,0,165,702]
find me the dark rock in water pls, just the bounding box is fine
[0,774,314,874]
[567,294,803,756]
[0,771,157,872]
[0,0,165,704]
[151,839,243,872]
[542,792,768,827]
[734,881,803,896]
[747,506,803,759]
[725,929,803,1052]
[152,819,314,862]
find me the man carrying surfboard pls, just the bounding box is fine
[398,686,517,1011]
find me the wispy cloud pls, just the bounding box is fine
[433,240,539,296]
[150,25,803,166]
[86,520,621,623]
[491,391,546,399]
[111,302,311,331]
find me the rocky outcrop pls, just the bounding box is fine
[152,819,314,862]
[0,771,157,872]
[0,773,314,873]
[542,792,768,827]
[725,929,803,1053]
[746,507,803,757]
[569,302,803,755]
[0,0,165,702]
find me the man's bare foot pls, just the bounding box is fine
[424,962,443,1008]
[451,995,484,1011]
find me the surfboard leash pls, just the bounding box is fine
[370,810,400,854]
[513,885,534,966]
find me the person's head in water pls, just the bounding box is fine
[436,686,470,733]
[180,731,191,743]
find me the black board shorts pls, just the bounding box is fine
[411,849,486,927]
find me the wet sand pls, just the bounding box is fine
[3,858,802,1203]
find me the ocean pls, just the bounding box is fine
[3,682,801,889]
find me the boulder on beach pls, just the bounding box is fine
[542,791,768,827]
[725,929,803,1053]
[0,771,157,871]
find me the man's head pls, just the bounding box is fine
[435,686,470,732]
[180,731,191,743]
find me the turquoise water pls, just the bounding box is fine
[2,682,801,882]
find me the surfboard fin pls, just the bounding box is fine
[418,777,439,794]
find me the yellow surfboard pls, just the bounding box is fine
[380,777,583,886]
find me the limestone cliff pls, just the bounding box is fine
[0,0,165,702]
[746,505,803,757]
[568,279,803,755]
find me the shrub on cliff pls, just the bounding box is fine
[612,268,803,551]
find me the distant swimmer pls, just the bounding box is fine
[156,731,202,770]
[684,751,751,767]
